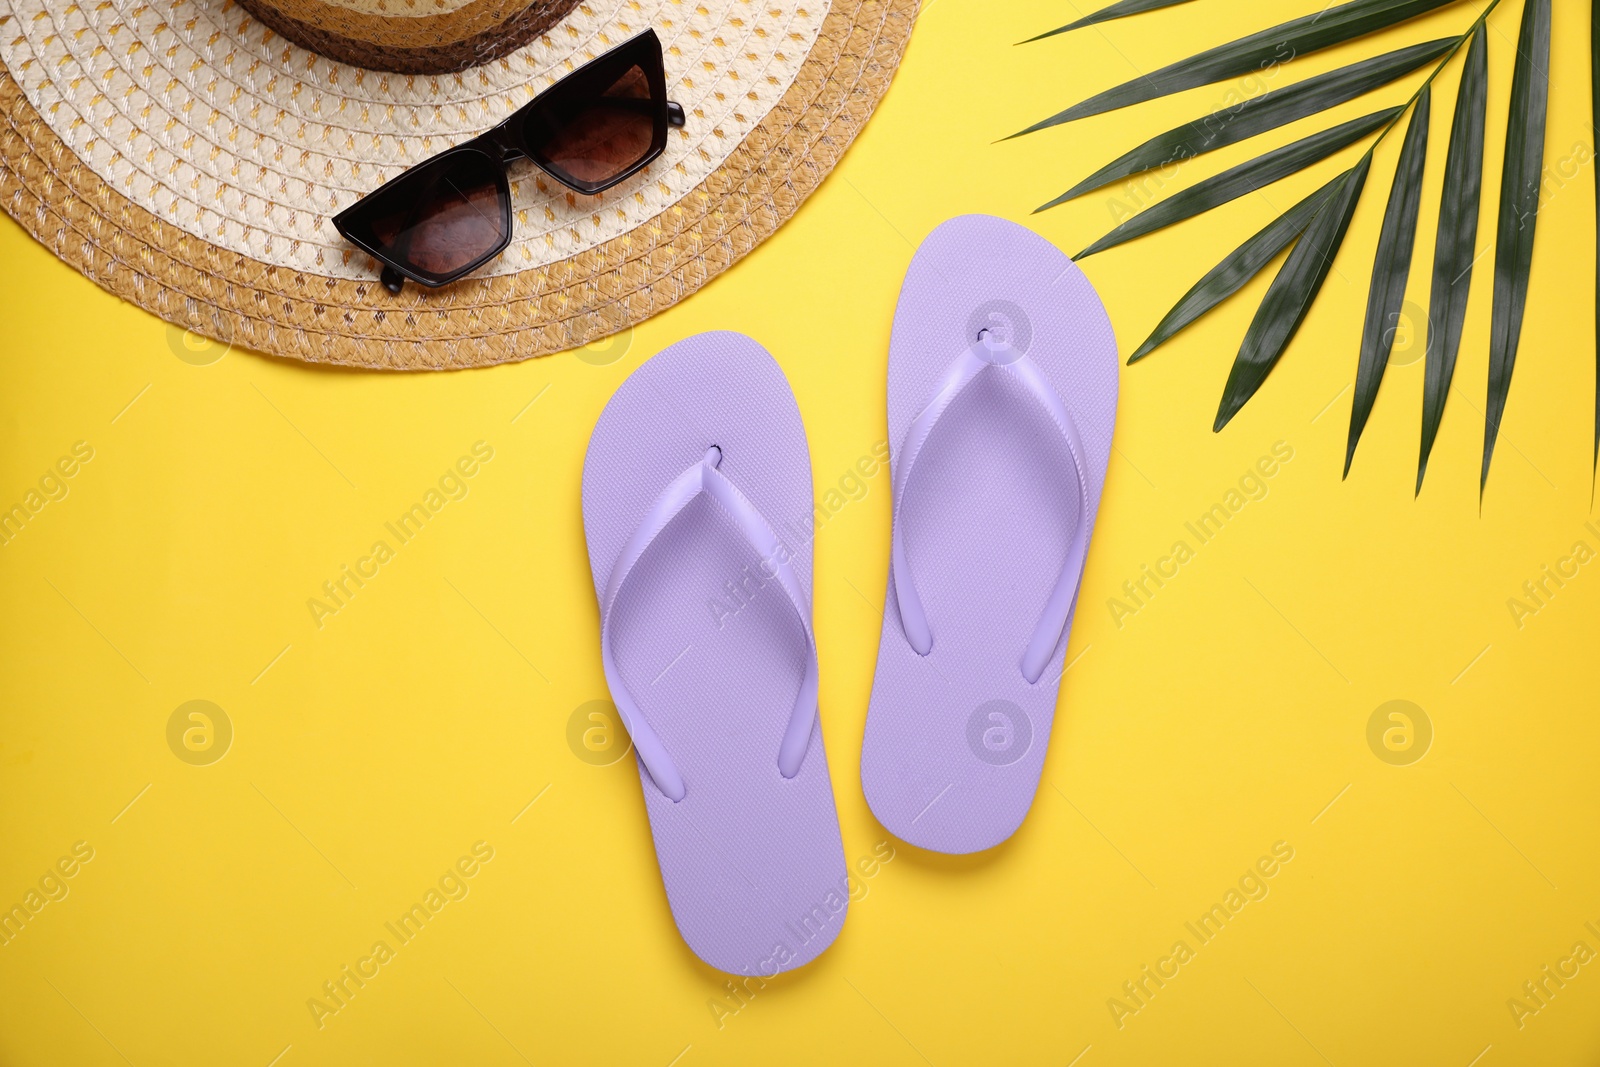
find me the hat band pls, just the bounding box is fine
[233,0,583,74]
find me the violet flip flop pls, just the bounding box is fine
[861,215,1118,855]
[582,331,848,975]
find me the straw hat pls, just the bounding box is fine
[0,0,917,369]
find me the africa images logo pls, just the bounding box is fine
[566,700,633,767]
[966,701,1032,767]
[1366,700,1432,767]
[166,700,233,766]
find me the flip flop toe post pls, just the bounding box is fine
[582,332,849,975]
[861,215,1119,855]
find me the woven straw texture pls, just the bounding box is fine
[244,0,568,45]
[232,0,586,73]
[0,0,917,370]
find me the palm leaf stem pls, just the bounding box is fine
[1364,0,1504,155]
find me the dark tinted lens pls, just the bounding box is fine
[525,64,657,186]
[353,148,507,280]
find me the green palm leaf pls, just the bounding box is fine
[1021,0,1197,44]
[1012,0,1464,138]
[1077,108,1399,260]
[1129,177,1344,363]
[1040,37,1456,212]
[1346,88,1432,478]
[1481,0,1551,496]
[1418,29,1488,495]
[1216,158,1374,431]
[1018,0,1582,493]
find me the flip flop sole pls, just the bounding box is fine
[862,216,1119,854]
[582,331,849,974]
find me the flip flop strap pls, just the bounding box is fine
[600,447,820,802]
[890,335,1092,684]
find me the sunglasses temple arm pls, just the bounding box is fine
[667,101,686,128]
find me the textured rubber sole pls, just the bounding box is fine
[582,331,849,973]
[861,216,1119,855]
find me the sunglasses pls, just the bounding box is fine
[333,30,686,295]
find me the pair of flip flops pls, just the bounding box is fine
[581,215,1118,975]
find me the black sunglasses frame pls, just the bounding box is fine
[333,29,686,294]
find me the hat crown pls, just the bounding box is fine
[235,0,583,72]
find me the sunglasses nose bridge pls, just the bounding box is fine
[484,122,526,163]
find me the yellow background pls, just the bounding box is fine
[3,1,1598,1063]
